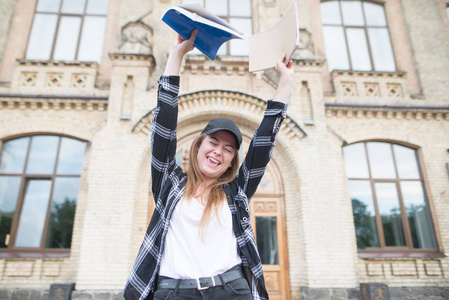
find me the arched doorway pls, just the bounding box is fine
[171,131,291,300]
[134,90,304,299]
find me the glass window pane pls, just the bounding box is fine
[375,182,406,247]
[56,138,86,175]
[363,2,387,26]
[346,28,371,71]
[216,43,227,56]
[26,136,59,175]
[343,143,369,178]
[368,28,396,72]
[0,138,30,174]
[367,142,396,179]
[320,1,342,25]
[230,0,251,17]
[15,180,52,247]
[205,0,227,16]
[26,14,58,60]
[341,0,364,26]
[45,178,80,248]
[256,217,279,265]
[348,180,379,249]
[0,176,21,248]
[77,16,107,62]
[61,0,86,14]
[400,181,437,249]
[182,0,202,4]
[53,16,82,61]
[86,0,110,15]
[393,145,420,179]
[36,0,61,13]
[230,18,251,55]
[323,26,349,70]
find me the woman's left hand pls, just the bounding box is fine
[273,53,294,104]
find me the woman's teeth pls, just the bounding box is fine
[209,157,219,164]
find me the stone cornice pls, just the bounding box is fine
[0,94,108,112]
[109,53,155,67]
[325,103,449,121]
[331,69,407,79]
[292,58,326,68]
[133,90,307,139]
[183,55,249,75]
[183,55,325,75]
[16,59,98,68]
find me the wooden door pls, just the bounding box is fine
[250,161,290,300]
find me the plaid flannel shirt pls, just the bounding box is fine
[124,75,287,300]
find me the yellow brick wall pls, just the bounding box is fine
[0,0,448,298]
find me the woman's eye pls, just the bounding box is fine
[210,141,217,146]
[224,148,231,153]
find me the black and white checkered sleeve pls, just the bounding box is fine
[237,100,287,200]
[151,75,180,199]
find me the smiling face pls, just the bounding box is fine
[196,130,237,184]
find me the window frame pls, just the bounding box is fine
[25,0,109,62]
[321,0,397,72]
[182,0,253,56]
[0,134,87,258]
[344,140,444,258]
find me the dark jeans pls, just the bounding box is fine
[153,277,252,300]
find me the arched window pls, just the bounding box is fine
[182,0,252,56]
[320,0,396,72]
[25,0,110,62]
[343,142,438,255]
[0,135,86,253]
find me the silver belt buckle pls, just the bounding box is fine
[196,276,216,290]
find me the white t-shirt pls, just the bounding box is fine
[159,197,242,279]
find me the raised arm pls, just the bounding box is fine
[151,31,196,198]
[164,30,197,75]
[237,54,294,200]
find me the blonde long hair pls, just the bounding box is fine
[184,133,240,236]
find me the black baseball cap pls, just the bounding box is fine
[202,118,242,150]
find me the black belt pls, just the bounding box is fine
[157,268,244,290]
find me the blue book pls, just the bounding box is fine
[162,3,244,60]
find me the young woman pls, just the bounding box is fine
[124,30,294,300]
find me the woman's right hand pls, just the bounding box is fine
[164,30,197,76]
[171,30,197,56]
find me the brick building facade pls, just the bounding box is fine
[0,0,448,299]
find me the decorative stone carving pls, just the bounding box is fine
[364,82,380,97]
[71,73,88,88]
[386,83,403,98]
[19,72,37,87]
[295,29,314,59]
[390,262,417,276]
[341,82,357,97]
[366,263,383,276]
[46,73,63,87]
[119,21,154,55]
[5,261,34,277]
[423,261,442,276]
[133,90,307,140]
